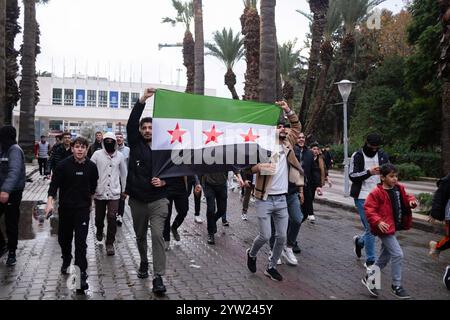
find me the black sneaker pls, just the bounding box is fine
[391,285,411,299]
[222,220,230,227]
[361,274,379,297]
[152,275,167,295]
[353,235,363,259]
[444,265,450,290]
[246,248,256,273]
[171,225,181,241]
[207,234,215,245]
[0,245,7,258]
[80,272,89,290]
[264,267,283,281]
[6,252,16,266]
[137,261,149,279]
[116,215,123,227]
[292,242,301,254]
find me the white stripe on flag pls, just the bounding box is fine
[152,118,277,151]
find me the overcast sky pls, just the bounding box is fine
[27,0,406,98]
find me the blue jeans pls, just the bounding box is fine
[355,199,376,264]
[270,193,303,248]
[250,195,288,269]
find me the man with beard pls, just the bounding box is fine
[245,101,303,282]
[350,133,389,268]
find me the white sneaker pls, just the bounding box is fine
[307,215,316,223]
[194,215,203,224]
[241,213,248,221]
[429,241,440,259]
[281,247,298,266]
[269,251,283,265]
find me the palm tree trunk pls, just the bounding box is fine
[183,30,195,93]
[193,0,204,95]
[299,0,328,124]
[305,40,333,135]
[259,0,276,104]
[442,82,450,174]
[18,0,36,159]
[5,0,20,125]
[0,0,6,126]
[224,68,239,100]
[241,5,260,101]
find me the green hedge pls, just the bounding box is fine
[330,144,441,178]
[396,163,424,181]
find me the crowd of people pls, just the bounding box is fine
[0,88,449,298]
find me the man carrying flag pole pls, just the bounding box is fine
[125,88,169,296]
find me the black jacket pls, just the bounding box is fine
[430,173,450,221]
[349,149,389,199]
[295,145,314,185]
[49,143,72,173]
[87,141,103,158]
[125,101,167,203]
[48,156,98,209]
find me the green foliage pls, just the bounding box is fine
[329,143,361,165]
[415,192,433,214]
[205,28,244,69]
[278,40,301,82]
[384,149,441,178]
[162,0,194,31]
[396,163,424,181]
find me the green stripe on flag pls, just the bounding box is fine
[153,89,281,126]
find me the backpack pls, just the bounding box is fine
[430,174,450,221]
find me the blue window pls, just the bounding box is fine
[110,91,118,108]
[76,89,85,107]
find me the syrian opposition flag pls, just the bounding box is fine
[152,89,281,178]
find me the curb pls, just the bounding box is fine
[315,197,445,235]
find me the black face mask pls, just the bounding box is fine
[363,143,378,158]
[104,141,116,153]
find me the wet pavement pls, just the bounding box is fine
[0,173,449,300]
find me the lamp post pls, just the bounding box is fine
[335,80,355,197]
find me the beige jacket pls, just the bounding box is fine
[250,110,304,200]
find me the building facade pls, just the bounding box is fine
[12,75,216,141]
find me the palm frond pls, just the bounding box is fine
[278,40,301,81]
[206,28,244,69]
[296,9,313,22]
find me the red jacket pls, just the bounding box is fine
[364,183,416,236]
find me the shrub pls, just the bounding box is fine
[415,192,433,215]
[396,163,424,181]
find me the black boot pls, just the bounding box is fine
[137,261,149,279]
[6,251,16,266]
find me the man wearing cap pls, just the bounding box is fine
[349,133,389,268]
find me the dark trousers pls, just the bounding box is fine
[301,184,314,221]
[94,199,119,245]
[163,192,189,241]
[242,184,254,213]
[187,180,201,215]
[58,207,90,273]
[204,183,228,235]
[118,198,125,217]
[0,191,22,252]
[38,158,48,175]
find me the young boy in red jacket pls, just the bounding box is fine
[361,163,418,299]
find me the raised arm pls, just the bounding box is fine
[127,88,156,147]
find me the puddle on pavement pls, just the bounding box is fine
[0,201,58,241]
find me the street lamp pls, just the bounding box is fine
[335,79,355,197]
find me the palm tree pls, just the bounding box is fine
[304,0,342,134]
[439,0,450,174]
[297,0,329,124]
[162,0,195,93]
[259,0,276,103]
[18,0,47,159]
[241,0,260,101]
[0,0,6,126]
[205,28,244,99]
[193,0,204,95]
[278,40,301,108]
[5,0,20,125]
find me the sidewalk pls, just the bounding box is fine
[315,170,445,234]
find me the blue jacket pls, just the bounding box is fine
[0,144,26,193]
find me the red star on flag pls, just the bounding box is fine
[167,123,187,144]
[203,125,223,144]
[240,128,260,142]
